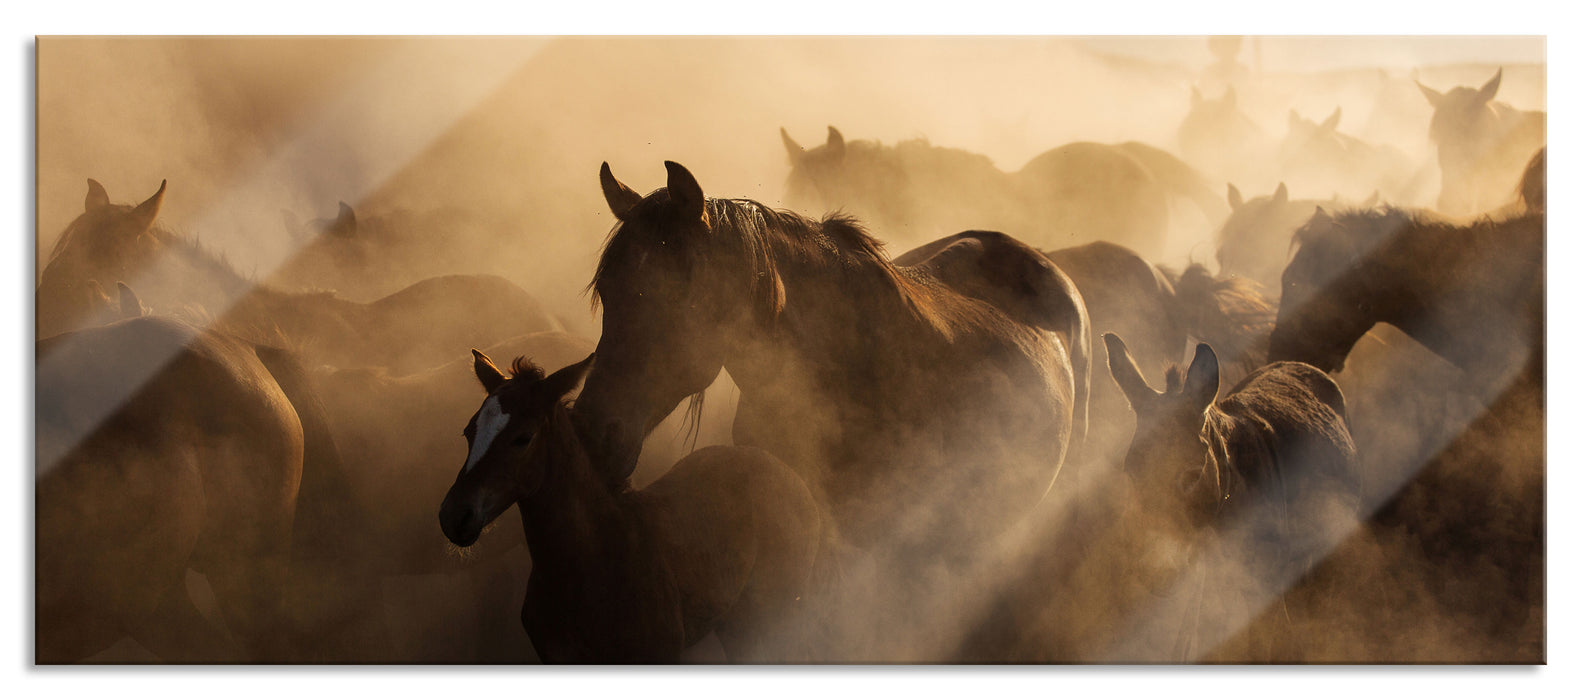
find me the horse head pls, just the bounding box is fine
[39,179,167,337]
[438,350,593,547]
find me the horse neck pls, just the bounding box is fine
[139,233,255,309]
[722,239,919,397]
[518,408,645,576]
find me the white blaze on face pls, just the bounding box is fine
[464,395,511,473]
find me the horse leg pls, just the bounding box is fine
[127,575,244,663]
[465,549,535,663]
[201,517,296,662]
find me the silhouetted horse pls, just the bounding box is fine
[780,126,1220,257]
[1520,146,1545,214]
[1215,182,1373,296]
[1040,244,1272,471]
[38,180,561,373]
[275,200,511,302]
[1101,334,1360,661]
[1270,206,1543,397]
[1417,69,1546,215]
[582,161,1088,565]
[1276,107,1424,205]
[36,313,336,662]
[309,331,595,662]
[438,352,824,663]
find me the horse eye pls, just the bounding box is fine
[512,432,533,447]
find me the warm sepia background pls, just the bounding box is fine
[36,36,1545,340]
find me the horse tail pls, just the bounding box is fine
[1166,264,1276,380]
[1116,141,1231,224]
[253,345,390,660]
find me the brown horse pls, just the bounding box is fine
[580,161,1088,568]
[1519,146,1546,214]
[1276,107,1424,205]
[437,352,825,663]
[780,127,1220,257]
[275,200,512,302]
[1269,206,1543,397]
[38,180,562,373]
[1100,334,1360,661]
[1417,69,1546,215]
[1215,182,1377,296]
[37,314,324,662]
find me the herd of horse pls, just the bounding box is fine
[34,67,1545,664]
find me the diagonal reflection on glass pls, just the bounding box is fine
[36,38,550,477]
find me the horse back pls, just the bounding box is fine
[637,445,822,651]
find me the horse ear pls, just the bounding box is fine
[1362,190,1379,209]
[1416,80,1443,107]
[1184,343,1220,409]
[663,160,708,226]
[1311,206,1330,225]
[115,281,145,319]
[600,162,642,221]
[1477,68,1502,103]
[541,354,594,401]
[1104,333,1158,408]
[330,202,357,238]
[780,127,804,164]
[128,180,166,231]
[85,179,110,212]
[1227,183,1244,210]
[1288,109,1302,128]
[1320,107,1341,132]
[826,126,845,161]
[1272,182,1289,206]
[472,349,507,394]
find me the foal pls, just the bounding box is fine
[438,352,824,663]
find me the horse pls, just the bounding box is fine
[1177,86,1274,192]
[1215,182,1373,296]
[1222,357,1542,662]
[38,179,562,374]
[1519,146,1546,214]
[1040,244,1272,472]
[275,200,511,302]
[780,126,1221,257]
[1099,333,1360,662]
[1269,206,1543,398]
[581,160,1087,560]
[36,311,337,662]
[1417,68,1546,215]
[1276,107,1424,205]
[437,352,825,663]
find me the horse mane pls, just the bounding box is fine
[1168,263,1275,372]
[587,196,924,454]
[589,196,913,314]
[509,356,545,381]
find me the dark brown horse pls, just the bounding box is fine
[37,314,332,662]
[1269,206,1543,397]
[580,161,1088,567]
[1417,69,1546,215]
[1099,334,1360,661]
[780,127,1221,257]
[38,180,562,373]
[437,352,824,663]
